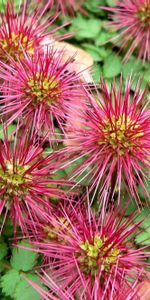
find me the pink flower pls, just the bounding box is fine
[26,200,79,242]
[0,126,72,236]
[28,202,150,299]
[55,0,85,14]
[101,0,150,62]
[63,77,150,205]
[0,48,84,132]
[0,0,68,62]
[35,0,85,15]
[27,270,142,300]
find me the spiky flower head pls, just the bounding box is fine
[26,269,142,300]
[0,0,66,62]
[54,0,85,14]
[0,126,72,235]
[101,0,150,62]
[35,0,85,15]
[63,77,150,205]
[26,200,78,242]
[29,202,150,299]
[0,48,83,132]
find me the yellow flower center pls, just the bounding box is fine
[0,160,31,194]
[137,2,150,27]
[44,217,70,241]
[0,32,34,60]
[27,73,60,106]
[100,114,143,155]
[77,235,120,276]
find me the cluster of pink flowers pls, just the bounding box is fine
[0,0,150,299]
[101,0,150,62]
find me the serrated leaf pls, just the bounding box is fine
[70,17,101,40]
[103,54,121,78]
[14,274,42,300]
[0,238,7,260]
[1,269,20,297]
[11,241,38,272]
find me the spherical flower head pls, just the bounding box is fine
[63,77,150,205]
[101,0,150,62]
[0,0,64,62]
[0,126,73,236]
[29,203,150,299]
[0,48,84,133]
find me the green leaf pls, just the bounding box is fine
[105,78,122,90]
[11,241,38,272]
[95,30,116,46]
[134,208,150,230]
[124,202,137,216]
[52,169,67,180]
[98,47,113,59]
[122,56,143,78]
[70,16,101,40]
[0,125,17,140]
[0,1,6,13]
[103,54,122,78]
[92,64,102,82]
[3,219,14,238]
[106,0,117,6]
[82,44,103,61]
[14,274,42,300]
[130,73,147,91]
[1,269,20,297]
[84,0,106,15]
[138,183,150,201]
[0,238,7,261]
[144,69,150,82]
[135,231,150,246]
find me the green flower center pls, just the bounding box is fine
[0,32,34,60]
[77,235,120,276]
[27,73,60,106]
[0,160,31,195]
[137,2,150,27]
[100,114,143,155]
